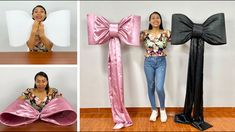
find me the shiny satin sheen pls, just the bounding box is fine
[0,98,77,126]
[87,14,140,126]
[171,13,226,131]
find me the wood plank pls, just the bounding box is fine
[80,107,235,131]
[0,52,77,64]
[80,107,235,113]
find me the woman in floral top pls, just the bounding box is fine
[27,5,53,52]
[140,11,171,123]
[19,71,62,112]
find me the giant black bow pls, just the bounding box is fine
[171,13,226,131]
[171,13,226,45]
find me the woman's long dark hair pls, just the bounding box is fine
[34,71,49,94]
[148,11,164,30]
[32,5,47,21]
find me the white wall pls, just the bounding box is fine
[0,1,77,51]
[80,1,235,108]
[0,67,77,111]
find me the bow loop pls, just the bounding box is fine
[87,14,140,46]
[118,15,141,46]
[202,13,227,45]
[171,13,226,45]
[171,14,194,44]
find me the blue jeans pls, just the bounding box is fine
[144,56,166,110]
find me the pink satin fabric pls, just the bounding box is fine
[87,14,140,126]
[0,98,77,126]
[40,97,77,126]
[0,99,39,126]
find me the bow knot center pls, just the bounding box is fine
[192,24,203,38]
[109,23,119,38]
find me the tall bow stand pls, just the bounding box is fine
[171,13,227,131]
[87,14,141,127]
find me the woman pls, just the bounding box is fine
[27,5,53,52]
[0,71,77,126]
[140,11,171,122]
[18,71,61,112]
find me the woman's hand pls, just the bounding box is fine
[32,21,39,34]
[18,95,26,100]
[163,30,171,42]
[163,30,171,37]
[27,21,40,50]
[140,31,147,42]
[38,22,53,51]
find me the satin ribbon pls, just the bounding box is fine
[0,99,39,126]
[40,97,77,126]
[0,98,77,126]
[87,14,140,126]
[171,13,226,131]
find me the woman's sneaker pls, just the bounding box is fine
[149,110,158,121]
[113,123,124,129]
[160,109,167,122]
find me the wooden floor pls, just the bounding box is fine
[80,107,235,131]
[0,120,77,131]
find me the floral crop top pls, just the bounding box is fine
[144,30,171,57]
[22,88,62,112]
[31,43,49,52]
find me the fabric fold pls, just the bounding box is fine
[40,97,77,126]
[0,99,39,126]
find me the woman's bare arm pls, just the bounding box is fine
[140,30,148,42]
[27,21,39,51]
[38,23,53,51]
[18,95,25,100]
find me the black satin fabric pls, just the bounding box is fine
[171,13,226,130]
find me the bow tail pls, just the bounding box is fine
[192,39,204,122]
[184,39,205,122]
[191,39,212,130]
[175,39,205,125]
[107,38,132,125]
[182,39,199,117]
[181,39,212,130]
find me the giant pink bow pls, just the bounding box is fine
[87,14,140,127]
[0,98,77,126]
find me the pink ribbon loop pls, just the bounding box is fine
[87,14,140,45]
[87,14,141,126]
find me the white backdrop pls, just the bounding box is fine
[80,1,235,108]
[0,1,77,51]
[0,67,77,111]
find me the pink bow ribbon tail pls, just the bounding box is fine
[0,99,40,126]
[87,14,141,127]
[40,97,77,126]
[108,37,133,126]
